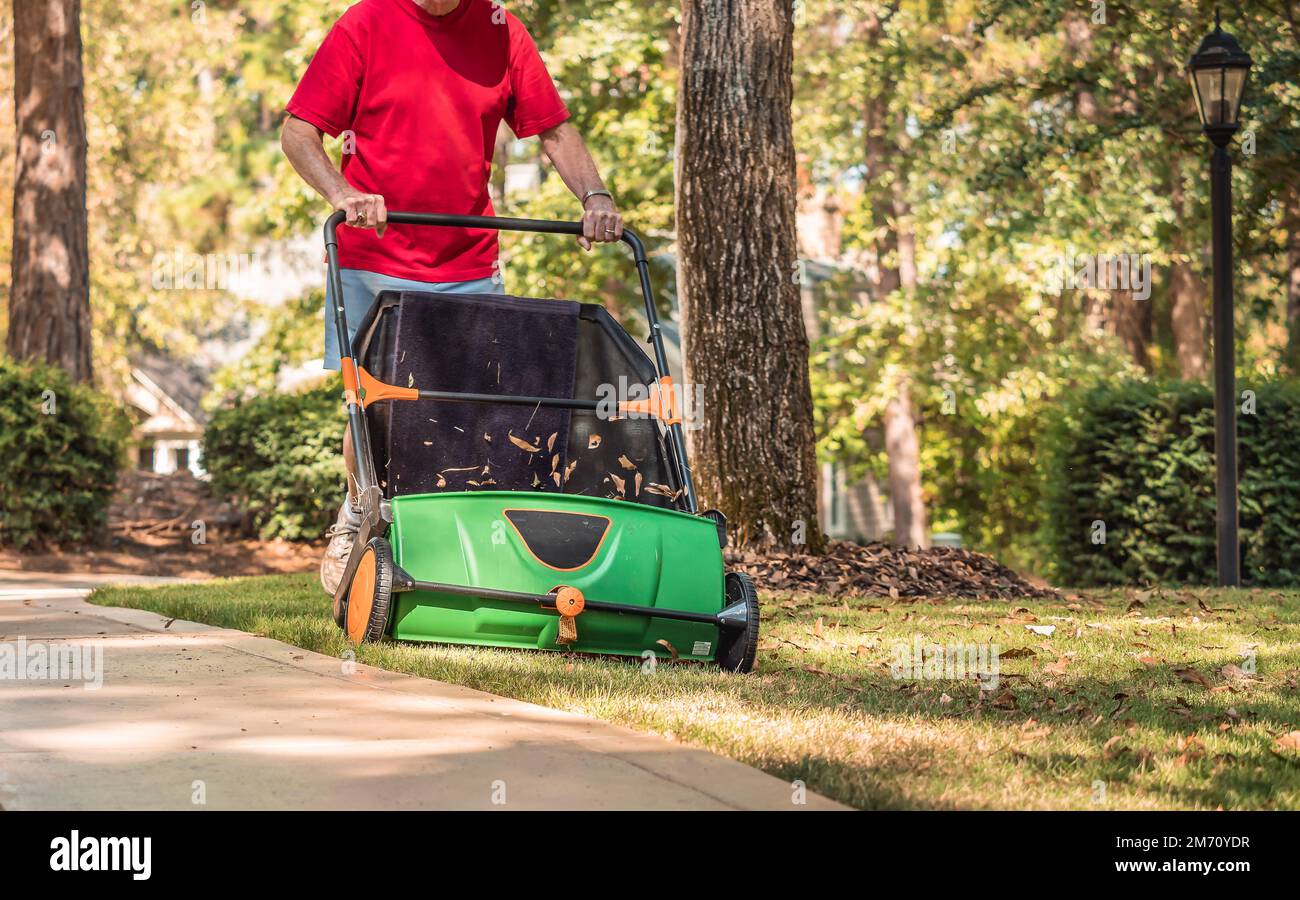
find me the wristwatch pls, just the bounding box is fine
[581,189,614,208]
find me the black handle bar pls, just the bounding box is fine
[323,209,649,262]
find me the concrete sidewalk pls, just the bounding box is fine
[0,574,845,811]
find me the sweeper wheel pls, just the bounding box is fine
[716,572,760,673]
[344,537,394,645]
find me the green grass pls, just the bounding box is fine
[89,576,1300,809]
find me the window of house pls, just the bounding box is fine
[175,447,190,472]
[138,446,155,471]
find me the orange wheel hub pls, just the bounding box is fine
[345,547,377,645]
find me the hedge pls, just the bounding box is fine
[0,356,128,550]
[202,383,346,541]
[1042,379,1300,586]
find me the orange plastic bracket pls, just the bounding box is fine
[618,376,682,426]
[357,366,419,407]
[340,358,361,407]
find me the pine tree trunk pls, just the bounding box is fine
[8,0,92,383]
[676,0,824,553]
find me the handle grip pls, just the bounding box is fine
[323,209,647,261]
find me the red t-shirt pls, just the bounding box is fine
[287,0,570,281]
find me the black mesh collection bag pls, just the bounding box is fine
[353,290,679,510]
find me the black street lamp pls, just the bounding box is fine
[1187,9,1252,587]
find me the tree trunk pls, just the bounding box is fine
[1286,190,1300,371]
[8,0,92,382]
[1111,288,1153,373]
[676,0,824,553]
[884,380,927,548]
[1168,158,1208,380]
[1169,259,1209,379]
[862,12,928,549]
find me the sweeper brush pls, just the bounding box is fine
[325,211,759,672]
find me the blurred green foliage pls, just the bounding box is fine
[202,383,344,541]
[0,357,128,549]
[1042,379,1300,586]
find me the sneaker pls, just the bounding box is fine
[320,500,361,596]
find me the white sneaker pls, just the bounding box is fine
[320,500,361,596]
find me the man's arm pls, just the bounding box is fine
[281,115,387,236]
[538,121,623,250]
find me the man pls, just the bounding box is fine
[282,0,624,594]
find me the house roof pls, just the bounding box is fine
[131,349,210,426]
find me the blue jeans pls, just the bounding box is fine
[323,268,504,370]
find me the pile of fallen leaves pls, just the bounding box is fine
[725,540,1056,600]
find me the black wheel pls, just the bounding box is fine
[716,572,760,673]
[344,537,394,645]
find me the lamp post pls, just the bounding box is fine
[1187,9,1252,587]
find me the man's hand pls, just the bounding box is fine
[331,187,388,238]
[579,194,623,251]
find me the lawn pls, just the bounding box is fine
[89,576,1300,810]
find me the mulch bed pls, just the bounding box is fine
[725,540,1057,601]
[0,471,321,579]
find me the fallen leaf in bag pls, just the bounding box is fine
[483,432,491,443]
[644,482,675,497]
[550,454,559,473]
[618,454,636,470]
[634,472,642,496]
[551,471,561,487]
[609,473,626,497]
[547,432,557,452]
[655,639,679,660]
[588,434,602,449]
[508,433,540,452]
[564,460,577,482]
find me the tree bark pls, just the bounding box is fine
[8,0,92,382]
[1111,288,1153,373]
[862,11,928,549]
[1168,157,1208,380]
[676,0,824,553]
[1169,259,1209,379]
[1285,189,1300,371]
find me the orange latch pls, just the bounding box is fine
[553,585,585,645]
[618,376,682,425]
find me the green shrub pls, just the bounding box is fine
[1042,379,1300,586]
[0,356,128,550]
[202,382,346,541]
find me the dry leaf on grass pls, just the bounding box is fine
[1271,731,1300,756]
[1174,666,1213,689]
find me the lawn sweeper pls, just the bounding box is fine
[325,210,760,672]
